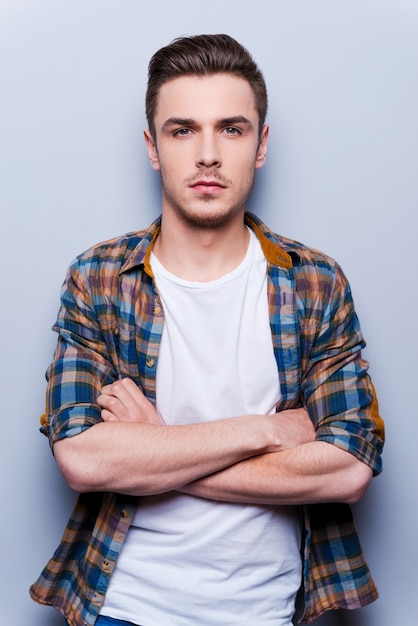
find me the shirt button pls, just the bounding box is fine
[121,509,129,518]
[146,357,155,368]
[102,560,111,571]
[153,305,161,315]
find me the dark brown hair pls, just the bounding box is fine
[146,34,268,139]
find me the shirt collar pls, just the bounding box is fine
[119,217,161,277]
[244,213,294,269]
[120,212,295,277]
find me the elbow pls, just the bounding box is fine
[343,461,373,504]
[53,436,100,493]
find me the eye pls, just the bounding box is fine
[223,126,242,136]
[173,128,192,137]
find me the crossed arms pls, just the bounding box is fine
[48,242,383,508]
[54,378,373,506]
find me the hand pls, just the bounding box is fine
[97,378,163,425]
[267,407,315,451]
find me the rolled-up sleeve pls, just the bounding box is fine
[301,262,384,475]
[41,258,118,447]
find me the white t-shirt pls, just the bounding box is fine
[101,229,302,625]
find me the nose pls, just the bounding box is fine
[196,131,221,168]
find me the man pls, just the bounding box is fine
[30,34,384,626]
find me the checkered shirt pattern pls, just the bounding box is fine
[30,213,384,625]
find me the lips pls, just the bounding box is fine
[190,179,227,192]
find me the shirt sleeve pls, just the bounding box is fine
[300,261,385,475]
[40,257,118,447]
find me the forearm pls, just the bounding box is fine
[53,414,278,496]
[54,379,317,497]
[179,441,373,505]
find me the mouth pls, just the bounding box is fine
[190,179,227,193]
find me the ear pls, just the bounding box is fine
[255,125,269,169]
[144,129,161,171]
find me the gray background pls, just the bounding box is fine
[1,0,416,624]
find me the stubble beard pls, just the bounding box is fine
[160,169,256,230]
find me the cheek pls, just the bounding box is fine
[225,143,259,169]
[234,157,258,180]
[159,149,190,175]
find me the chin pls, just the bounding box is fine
[176,204,245,230]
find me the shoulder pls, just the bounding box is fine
[247,212,344,287]
[69,218,160,277]
[275,232,338,271]
[73,231,143,268]
[278,236,350,312]
[247,213,353,317]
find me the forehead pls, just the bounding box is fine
[154,73,258,124]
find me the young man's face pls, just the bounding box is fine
[145,73,268,229]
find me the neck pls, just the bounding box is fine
[153,212,249,282]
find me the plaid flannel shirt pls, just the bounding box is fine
[30,213,384,625]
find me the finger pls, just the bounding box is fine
[99,379,159,424]
[100,381,128,397]
[101,408,119,422]
[109,379,154,417]
[116,379,149,406]
[97,383,136,418]
[100,379,141,404]
[97,394,129,421]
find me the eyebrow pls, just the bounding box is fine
[161,115,254,132]
[219,116,254,130]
